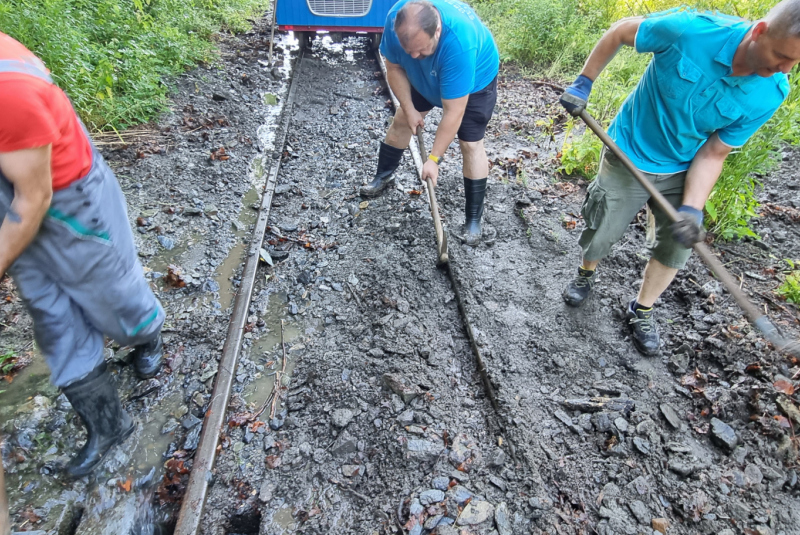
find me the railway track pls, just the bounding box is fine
[6,29,800,535]
[173,39,515,534]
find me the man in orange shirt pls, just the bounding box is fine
[0,33,165,478]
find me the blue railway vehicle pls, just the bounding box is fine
[277,0,395,49]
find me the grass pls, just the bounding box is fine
[472,0,800,239]
[777,260,800,304]
[0,349,17,394]
[0,0,272,131]
[0,350,16,376]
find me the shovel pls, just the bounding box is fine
[416,127,449,267]
[578,109,799,358]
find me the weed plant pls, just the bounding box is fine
[778,260,800,304]
[0,0,271,130]
[473,0,800,239]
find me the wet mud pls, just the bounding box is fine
[2,17,800,535]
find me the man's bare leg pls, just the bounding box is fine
[635,258,678,308]
[460,138,488,179]
[385,107,429,149]
[582,258,600,271]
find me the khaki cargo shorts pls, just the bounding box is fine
[577,149,693,270]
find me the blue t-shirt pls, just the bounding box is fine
[380,0,499,107]
[609,8,789,174]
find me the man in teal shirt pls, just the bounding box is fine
[362,0,500,245]
[559,0,800,355]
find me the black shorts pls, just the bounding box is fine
[410,76,498,142]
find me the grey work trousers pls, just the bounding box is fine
[0,149,164,387]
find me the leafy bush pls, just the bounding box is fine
[0,0,271,130]
[472,0,603,75]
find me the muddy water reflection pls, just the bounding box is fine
[243,293,301,408]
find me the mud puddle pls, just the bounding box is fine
[199,36,512,535]
[1,18,304,534]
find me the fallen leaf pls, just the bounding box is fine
[165,458,190,475]
[774,415,792,428]
[266,455,281,469]
[228,412,255,427]
[774,379,795,396]
[248,420,266,432]
[409,189,422,195]
[776,396,800,425]
[117,477,132,492]
[259,248,274,266]
[165,265,186,288]
[745,363,763,375]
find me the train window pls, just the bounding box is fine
[307,0,373,17]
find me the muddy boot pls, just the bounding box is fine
[625,300,660,356]
[62,362,135,478]
[360,142,404,198]
[562,268,596,307]
[462,177,487,246]
[131,334,163,379]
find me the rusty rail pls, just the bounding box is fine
[374,52,499,411]
[173,48,305,535]
[1,456,10,535]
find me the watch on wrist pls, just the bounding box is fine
[428,154,443,165]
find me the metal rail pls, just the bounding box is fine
[1,457,10,535]
[174,44,512,534]
[374,52,500,412]
[173,49,306,535]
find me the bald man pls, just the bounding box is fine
[362,0,499,246]
[559,1,800,355]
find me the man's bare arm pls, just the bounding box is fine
[682,134,732,209]
[431,95,467,159]
[0,145,53,275]
[580,17,643,80]
[560,17,643,114]
[385,59,416,115]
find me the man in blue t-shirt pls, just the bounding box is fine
[361,0,500,246]
[558,0,800,356]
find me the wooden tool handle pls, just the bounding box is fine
[417,129,448,263]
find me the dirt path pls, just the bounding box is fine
[1,22,799,535]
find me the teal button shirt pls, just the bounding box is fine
[609,8,790,174]
[380,0,499,108]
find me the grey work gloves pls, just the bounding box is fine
[671,205,706,247]
[560,74,594,116]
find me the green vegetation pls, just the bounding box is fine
[777,260,800,304]
[473,0,800,239]
[0,349,16,394]
[0,0,271,130]
[0,349,15,376]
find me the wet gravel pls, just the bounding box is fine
[1,19,799,535]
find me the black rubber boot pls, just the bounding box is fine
[463,177,487,246]
[131,334,163,379]
[625,300,660,356]
[63,362,135,478]
[562,267,597,307]
[360,142,404,198]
